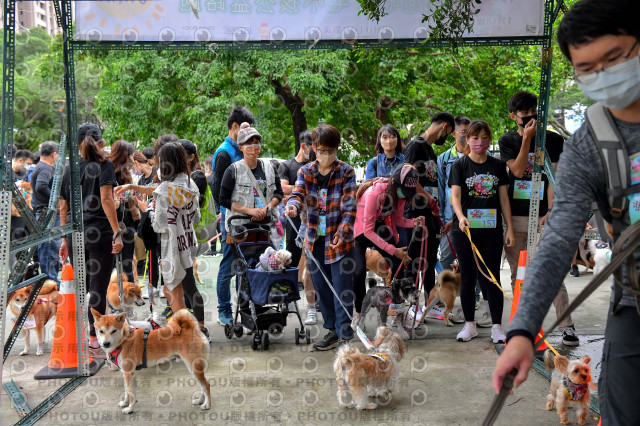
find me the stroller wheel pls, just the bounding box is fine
[233,324,244,337]
[224,323,233,339]
[261,332,270,351]
[306,332,311,345]
[268,323,283,335]
[251,334,260,350]
[295,328,300,345]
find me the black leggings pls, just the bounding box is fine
[148,248,160,289]
[117,225,136,282]
[450,228,504,324]
[353,227,404,313]
[181,267,204,323]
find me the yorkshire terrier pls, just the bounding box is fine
[334,326,405,410]
[544,350,595,425]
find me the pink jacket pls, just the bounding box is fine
[354,180,414,255]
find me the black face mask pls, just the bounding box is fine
[518,114,537,128]
[435,134,448,146]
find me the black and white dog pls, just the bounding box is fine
[358,278,420,340]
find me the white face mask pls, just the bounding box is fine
[577,55,640,110]
[316,153,336,166]
[302,147,310,160]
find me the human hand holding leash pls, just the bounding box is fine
[329,233,344,250]
[458,216,470,232]
[394,246,411,264]
[492,336,534,394]
[413,216,425,227]
[284,205,298,218]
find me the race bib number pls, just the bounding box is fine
[12,315,36,329]
[425,186,438,200]
[629,153,640,224]
[513,180,545,200]
[317,215,327,236]
[468,209,497,229]
[254,195,265,209]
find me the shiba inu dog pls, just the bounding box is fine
[107,270,145,314]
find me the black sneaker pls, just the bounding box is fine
[201,326,212,344]
[562,326,580,346]
[203,250,216,257]
[570,265,580,277]
[162,306,173,320]
[313,330,339,351]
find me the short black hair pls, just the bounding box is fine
[299,130,312,146]
[431,112,455,132]
[13,149,33,161]
[454,115,471,128]
[40,141,59,156]
[141,147,155,160]
[557,0,640,61]
[508,91,538,114]
[204,156,213,168]
[227,106,255,130]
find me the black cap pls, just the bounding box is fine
[78,122,102,143]
[392,164,419,199]
[178,139,197,156]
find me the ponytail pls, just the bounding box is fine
[80,136,107,163]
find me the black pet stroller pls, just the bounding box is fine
[224,214,310,350]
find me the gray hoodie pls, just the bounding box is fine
[509,115,640,342]
[152,173,201,290]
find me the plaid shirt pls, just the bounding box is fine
[287,160,356,264]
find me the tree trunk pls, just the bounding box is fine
[272,78,307,153]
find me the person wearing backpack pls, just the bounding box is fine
[494,1,640,423]
[351,165,424,328]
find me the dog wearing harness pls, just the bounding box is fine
[544,350,594,425]
[92,308,211,414]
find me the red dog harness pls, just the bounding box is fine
[107,327,153,370]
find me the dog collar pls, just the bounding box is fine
[368,353,389,362]
[107,299,123,314]
[107,346,123,368]
[563,376,588,401]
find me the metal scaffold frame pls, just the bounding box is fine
[0,0,560,424]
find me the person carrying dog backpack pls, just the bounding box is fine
[351,164,425,329]
[495,2,640,423]
[449,120,515,344]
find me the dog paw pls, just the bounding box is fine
[122,406,133,415]
[445,322,454,327]
[364,403,377,410]
[36,349,43,356]
[118,400,128,408]
[19,349,28,356]
[192,395,205,405]
[200,402,211,410]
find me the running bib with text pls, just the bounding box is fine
[513,180,545,200]
[629,153,640,224]
[468,209,497,228]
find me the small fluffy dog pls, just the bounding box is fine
[425,265,461,326]
[544,350,594,425]
[91,308,211,414]
[8,280,59,356]
[365,250,392,285]
[256,247,292,271]
[107,270,145,315]
[358,278,420,340]
[334,326,405,410]
[588,240,611,276]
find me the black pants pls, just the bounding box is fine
[450,228,503,324]
[406,220,440,300]
[181,267,204,323]
[117,225,136,282]
[352,227,404,313]
[68,227,114,337]
[285,216,303,271]
[599,305,640,425]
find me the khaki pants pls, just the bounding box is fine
[504,216,573,330]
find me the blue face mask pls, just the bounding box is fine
[396,188,405,199]
[577,55,640,110]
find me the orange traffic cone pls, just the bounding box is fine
[34,264,104,379]
[509,251,548,351]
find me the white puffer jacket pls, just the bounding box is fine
[152,173,201,290]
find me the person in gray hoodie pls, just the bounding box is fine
[151,142,201,315]
[493,1,640,423]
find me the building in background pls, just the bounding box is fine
[14,1,62,36]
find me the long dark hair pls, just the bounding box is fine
[382,175,400,216]
[158,142,189,183]
[109,139,133,185]
[374,124,403,156]
[80,135,106,163]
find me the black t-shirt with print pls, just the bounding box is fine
[448,155,509,232]
[219,160,284,210]
[137,168,156,187]
[278,158,308,185]
[403,136,438,194]
[499,130,564,217]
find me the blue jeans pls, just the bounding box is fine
[307,238,354,340]
[36,212,61,282]
[440,234,482,301]
[216,217,234,316]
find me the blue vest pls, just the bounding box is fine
[212,137,243,216]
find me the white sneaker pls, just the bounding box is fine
[159,286,166,298]
[476,311,492,328]
[305,307,317,325]
[450,308,465,324]
[491,324,506,344]
[456,322,478,342]
[141,286,149,299]
[351,312,361,331]
[152,288,159,297]
[425,305,445,320]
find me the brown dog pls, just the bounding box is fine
[425,265,461,326]
[8,279,59,356]
[544,350,594,425]
[107,270,145,314]
[92,308,211,414]
[366,250,392,285]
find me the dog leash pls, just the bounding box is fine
[285,214,376,351]
[113,226,132,325]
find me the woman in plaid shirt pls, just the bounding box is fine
[285,125,357,351]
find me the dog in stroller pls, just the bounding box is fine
[224,214,310,350]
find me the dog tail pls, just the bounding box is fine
[169,309,198,331]
[543,349,555,371]
[40,280,59,295]
[367,278,378,289]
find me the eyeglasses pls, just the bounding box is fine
[575,40,639,83]
[316,148,337,155]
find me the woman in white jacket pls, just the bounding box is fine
[151,143,201,319]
